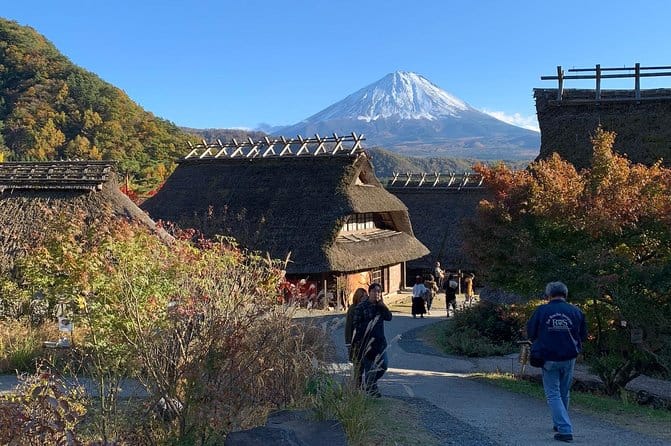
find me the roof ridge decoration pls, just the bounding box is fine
[183,132,366,160]
[386,172,484,190]
[0,161,114,191]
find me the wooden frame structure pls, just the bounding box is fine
[183,133,365,160]
[386,172,484,190]
[541,63,671,103]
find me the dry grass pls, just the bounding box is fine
[0,319,59,373]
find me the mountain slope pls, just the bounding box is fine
[275,71,539,160]
[367,147,530,179]
[0,18,197,190]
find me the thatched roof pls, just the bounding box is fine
[141,150,428,274]
[0,161,113,191]
[0,161,164,272]
[385,176,491,271]
[535,88,671,169]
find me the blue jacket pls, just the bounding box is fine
[527,299,588,361]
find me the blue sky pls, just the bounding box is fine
[4,1,671,131]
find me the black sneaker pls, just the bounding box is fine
[554,433,573,442]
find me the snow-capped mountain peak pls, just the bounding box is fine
[273,70,540,161]
[306,71,472,123]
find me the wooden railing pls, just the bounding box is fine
[541,63,671,102]
[386,172,484,190]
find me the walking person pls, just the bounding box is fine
[527,281,588,443]
[463,273,475,306]
[351,283,392,397]
[345,288,367,387]
[444,274,457,317]
[411,275,427,318]
[434,261,445,289]
[424,274,439,315]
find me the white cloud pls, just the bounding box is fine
[482,109,540,132]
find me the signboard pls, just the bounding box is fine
[58,317,73,333]
[630,328,643,344]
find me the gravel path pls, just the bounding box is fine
[326,304,671,446]
[395,395,499,446]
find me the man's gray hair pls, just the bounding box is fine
[545,281,568,298]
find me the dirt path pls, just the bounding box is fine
[326,298,671,446]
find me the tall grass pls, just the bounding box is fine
[0,319,60,373]
[307,371,374,445]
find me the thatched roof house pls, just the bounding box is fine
[0,161,163,272]
[384,172,491,273]
[141,135,428,299]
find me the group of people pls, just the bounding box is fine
[409,262,476,318]
[341,276,587,443]
[344,283,392,397]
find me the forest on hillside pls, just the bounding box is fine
[0,18,198,192]
[368,147,530,179]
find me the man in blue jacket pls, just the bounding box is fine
[352,282,392,397]
[527,281,588,443]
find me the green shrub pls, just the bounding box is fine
[442,327,516,357]
[434,302,527,357]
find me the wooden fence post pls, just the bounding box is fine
[635,62,641,100]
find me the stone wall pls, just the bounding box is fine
[534,88,671,169]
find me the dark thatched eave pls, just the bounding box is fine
[328,232,428,272]
[0,163,168,273]
[142,151,428,274]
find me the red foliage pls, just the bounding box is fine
[119,184,139,204]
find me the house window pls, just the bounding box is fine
[371,269,383,291]
[340,213,377,233]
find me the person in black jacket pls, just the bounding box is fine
[351,283,392,397]
[527,281,588,443]
[345,288,367,386]
[444,274,457,317]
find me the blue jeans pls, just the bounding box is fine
[362,350,388,390]
[542,359,576,435]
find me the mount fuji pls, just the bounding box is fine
[273,71,539,160]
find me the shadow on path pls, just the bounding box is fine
[328,309,671,446]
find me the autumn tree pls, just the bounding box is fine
[466,127,671,392]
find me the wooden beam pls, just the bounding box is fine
[635,62,641,100]
[313,134,327,155]
[595,64,601,101]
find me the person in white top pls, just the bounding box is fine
[411,275,428,318]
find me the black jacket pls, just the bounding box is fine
[351,299,392,359]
